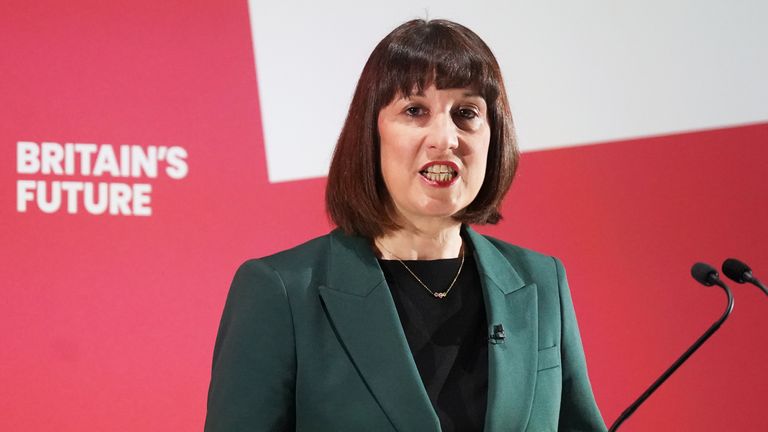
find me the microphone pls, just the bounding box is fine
[489,324,505,344]
[722,258,768,296]
[691,262,722,286]
[609,262,734,431]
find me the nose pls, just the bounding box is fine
[424,112,459,152]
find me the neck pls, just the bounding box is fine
[375,221,463,260]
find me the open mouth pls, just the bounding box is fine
[419,162,458,185]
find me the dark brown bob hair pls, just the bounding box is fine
[326,19,519,238]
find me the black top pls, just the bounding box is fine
[378,251,488,432]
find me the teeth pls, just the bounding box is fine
[424,164,455,174]
[424,172,454,182]
[420,164,457,183]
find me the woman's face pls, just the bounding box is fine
[377,84,491,227]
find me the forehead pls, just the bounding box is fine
[390,85,486,106]
[409,87,483,98]
[379,67,493,110]
[397,73,484,96]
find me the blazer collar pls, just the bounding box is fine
[320,229,441,431]
[320,227,538,432]
[465,227,539,432]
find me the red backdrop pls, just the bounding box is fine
[1,1,766,430]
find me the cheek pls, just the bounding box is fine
[469,138,491,187]
[379,141,409,193]
[380,127,416,172]
[470,159,488,191]
[379,138,399,168]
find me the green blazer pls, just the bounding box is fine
[205,227,606,431]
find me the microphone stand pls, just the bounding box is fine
[609,280,734,431]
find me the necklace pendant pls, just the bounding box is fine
[433,292,447,299]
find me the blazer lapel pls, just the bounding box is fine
[318,230,441,432]
[465,227,539,432]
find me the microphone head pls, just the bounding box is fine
[691,262,719,286]
[722,258,751,283]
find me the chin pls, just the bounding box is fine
[424,197,470,215]
[413,204,465,221]
[394,194,472,224]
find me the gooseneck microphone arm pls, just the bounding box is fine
[609,263,734,432]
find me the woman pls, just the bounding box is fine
[205,19,606,432]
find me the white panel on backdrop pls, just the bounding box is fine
[248,1,768,183]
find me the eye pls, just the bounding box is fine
[404,105,426,117]
[455,107,480,120]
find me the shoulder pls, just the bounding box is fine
[235,232,334,272]
[234,232,334,288]
[259,233,332,270]
[482,234,554,264]
[472,230,563,282]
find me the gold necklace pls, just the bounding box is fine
[377,241,465,299]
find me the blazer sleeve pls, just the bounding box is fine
[204,260,296,432]
[554,257,608,432]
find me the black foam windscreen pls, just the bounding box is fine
[722,258,751,283]
[691,262,718,286]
